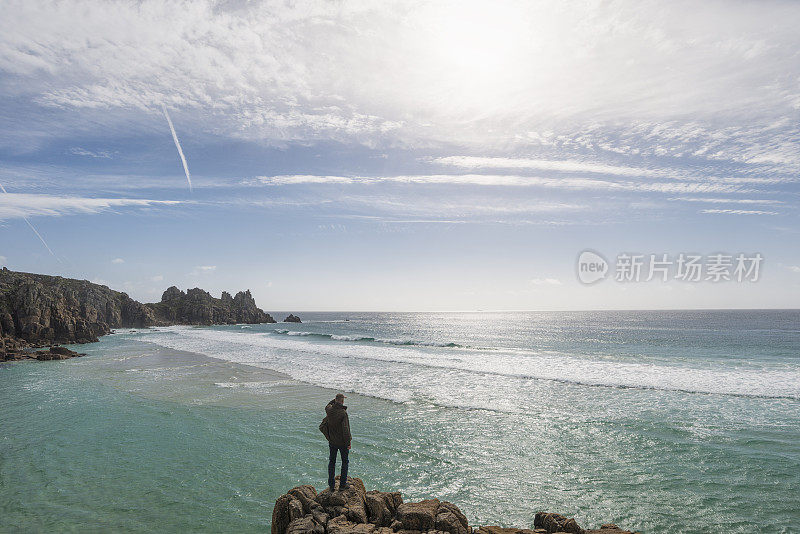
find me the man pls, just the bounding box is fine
[324,393,352,491]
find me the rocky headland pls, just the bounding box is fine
[272,477,637,534]
[0,268,279,361]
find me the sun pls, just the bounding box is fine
[402,0,545,113]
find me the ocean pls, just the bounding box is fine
[2,310,799,533]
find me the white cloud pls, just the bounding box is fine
[0,255,7,265]
[190,265,216,275]
[700,209,778,215]
[530,278,562,286]
[669,197,783,205]
[0,193,180,220]
[252,174,752,194]
[1,0,800,169]
[151,274,164,282]
[431,156,661,178]
[69,147,112,159]
[111,257,124,264]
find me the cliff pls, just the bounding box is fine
[272,477,638,534]
[0,268,275,360]
[147,286,274,325]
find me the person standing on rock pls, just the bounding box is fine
[322,393,351,491]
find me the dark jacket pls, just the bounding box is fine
[325,400,351,448]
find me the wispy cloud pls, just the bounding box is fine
[0,193,180,220]
[190,265,216,275]
[111,258,124,264]
[530,278,562,285]
[68,147,112,159]
[431,156,660,177]
[669,197,784,205]
[700,209,778,215]
[252,174,752,194]
[2,0,800,168]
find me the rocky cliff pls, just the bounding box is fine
[0,268,275,360]
[147,286,274,325]
[272,477,638,534]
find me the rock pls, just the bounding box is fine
[286,514,325,534]
[35,345,85,361]
[315,477,368,523]
[366,490,402,526]
[49,346,84,357]
[270,479,638,534]
[148,286,275,325]
[435,501,470,534]
[272,494,303,534]
[534,513,584,534]
[476,528,542,534]
[284,314,302,323]
[328,515,376,534]
[288,485,318,513]
[395,499,439,532]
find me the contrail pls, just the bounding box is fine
[161,104,193,193]
[0,182,59,260]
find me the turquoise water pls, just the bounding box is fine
[2,311,799,533]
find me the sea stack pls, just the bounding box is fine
[284,314,302,323]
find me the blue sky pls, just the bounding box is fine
[1,0,799,310]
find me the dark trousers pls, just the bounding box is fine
[328,444,349,489]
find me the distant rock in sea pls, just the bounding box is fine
[0,268,276,361]
[284,314,302,323]
[271,477,638,534]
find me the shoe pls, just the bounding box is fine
[339,483,349,491]
[328,486,335,492]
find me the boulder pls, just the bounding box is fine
[315,477,368,523]
[395,499,440,531]
[327,516,377,534]
[272,493,305,534]
[284,314,302,323]
[366,490,403,526]
[435,501,470,534]
[534,513,584,534]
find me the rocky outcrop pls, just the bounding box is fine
[35,346,86,361]
[146,286,275,325]
[271,478,638,534]
[0,268,276,361]
[284,314,302,323]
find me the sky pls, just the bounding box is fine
[0,0,799,311]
